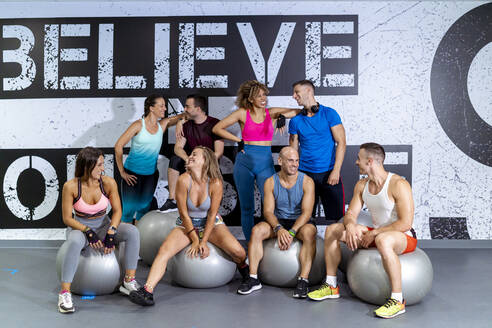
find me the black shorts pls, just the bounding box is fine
[277,218,317,231]
[169,155,186,174]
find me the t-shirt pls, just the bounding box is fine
[183,116,221,154]
[288,104,342,173]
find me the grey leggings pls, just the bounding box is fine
[60,215,140,283]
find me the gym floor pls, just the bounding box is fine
[0,247,489,328]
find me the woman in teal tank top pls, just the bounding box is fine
[115,94,185,223]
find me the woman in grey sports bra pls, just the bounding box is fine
[129,146,248,306]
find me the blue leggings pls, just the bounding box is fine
[233,145,275,240]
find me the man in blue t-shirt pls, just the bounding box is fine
[288,80,347,221]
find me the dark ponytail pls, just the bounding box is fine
[143,94,164,117]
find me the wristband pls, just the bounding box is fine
[237,140,245,153]
[109,225,118,233]
[273,224,283,234]
[186,228,196,235]
[276,114,286,129]
[288,229,296,237]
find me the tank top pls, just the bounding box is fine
[273,172,305,220]
[242,109,274,142]
[124,118,163,175]
[186,176,211,218]
[73,178,110,219]
[362,172,414,237]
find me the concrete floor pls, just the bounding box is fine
[0,248,490,328]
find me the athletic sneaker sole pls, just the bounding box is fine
[58,306,75,314]
[237,284,262,295]
[375,309,406,319]
[292,293,308,299]
[129,293,154,306]
[158,208,178,213]
[119,285,130,295]
[307,294,340,301]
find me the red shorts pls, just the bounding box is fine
[366,227,417,254]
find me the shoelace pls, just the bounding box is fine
[61,293,72,305]
[383,298,399,308]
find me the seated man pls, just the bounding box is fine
[160,94,224,212]
[308,142,417,319]
[237,146,316,298]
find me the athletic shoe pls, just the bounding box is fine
[293,278,309,298]
[159,199,177,213]
[119,279,141,296]
[238,264,250,280]
[307,283,340,301]
[237,277,262,295]
[58,292,75,313]
[129,287,155,306]
[374,298,406,318]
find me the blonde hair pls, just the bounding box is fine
[235,80,269,110]
[188,146,223,182]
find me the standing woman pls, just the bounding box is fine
[128,146,248,306]
[58,147,140,313]
[115,94,184,223]
[212,80,300,240]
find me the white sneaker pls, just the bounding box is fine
[119,279,141,295]
[58,292,75,313]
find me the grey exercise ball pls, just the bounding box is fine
[56,243,121,296]
[347,247,433,305]
[338,210,373,273]
[137,211,179,266]
[258,236,325,287]
[171,242,236,288]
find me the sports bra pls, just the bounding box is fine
[242,109,274,142]
[73,178,110,219]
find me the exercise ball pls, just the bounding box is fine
[56,243,121,296]
[137,211,179,266]
[338,210,373,273]
[171,242,236,288]
[347,247,433,305]
[258,236,325,287]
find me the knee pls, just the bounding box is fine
[66,230,86,249]
[375,233,394,253]
[231,245,246,262]
[250,224,269,242]
[298,225,316,243]
[324,223,344,240]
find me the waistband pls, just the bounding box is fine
[244,144,272,152]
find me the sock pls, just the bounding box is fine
[391,292,403,303]
[238,261,248,269]
[325,275,337,287]
[250,274,258,279]
[60,290,70,294]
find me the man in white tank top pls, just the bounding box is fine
[307,143,417,319]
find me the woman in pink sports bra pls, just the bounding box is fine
[212,80,300,240]
[57,147,140,314]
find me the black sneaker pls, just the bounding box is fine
[159,199,177,213]
[238,264,250,280]
[129,287,155,306]
[293,278,309,299]
[237,277,262,295]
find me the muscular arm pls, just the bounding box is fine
[114,120,141,176]
[269,107,301,119]
[371,178,414,235]
[327,124,346,185]
[212,110,244,142]
[262,177,280,228]
[160,113,187,131]
[343,179,365,227]
[291,176,315,232]
[174,135,189,162]
[61,181,88,231]
[104,177,122,229]
[176,174,199,243]
[289,134,299,152]
[213,139,224,159]
[200,179,223,243]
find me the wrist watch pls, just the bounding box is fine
[273,224,283,233]
[109,226,118,233]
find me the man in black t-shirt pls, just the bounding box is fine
[159,94,224,212]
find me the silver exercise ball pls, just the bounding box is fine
[171,242,236,288]
[338,210,373,273]
[56,243,121,296]
[347,247,433,305]
[137,211,179,266]
[258,236,325,287]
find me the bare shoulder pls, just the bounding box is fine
[355,177,368,189]
[178,172,191,184]
[302,174,314,187]
[101,175,117,190]
[209,178,223,189]
[390,173,411,190]
[63,178,78,193]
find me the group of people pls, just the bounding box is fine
[57,79,417,319]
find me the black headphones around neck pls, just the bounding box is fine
[301,102,320,115]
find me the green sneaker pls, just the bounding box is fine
[307,283,340,301]
[374,298,406,318]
